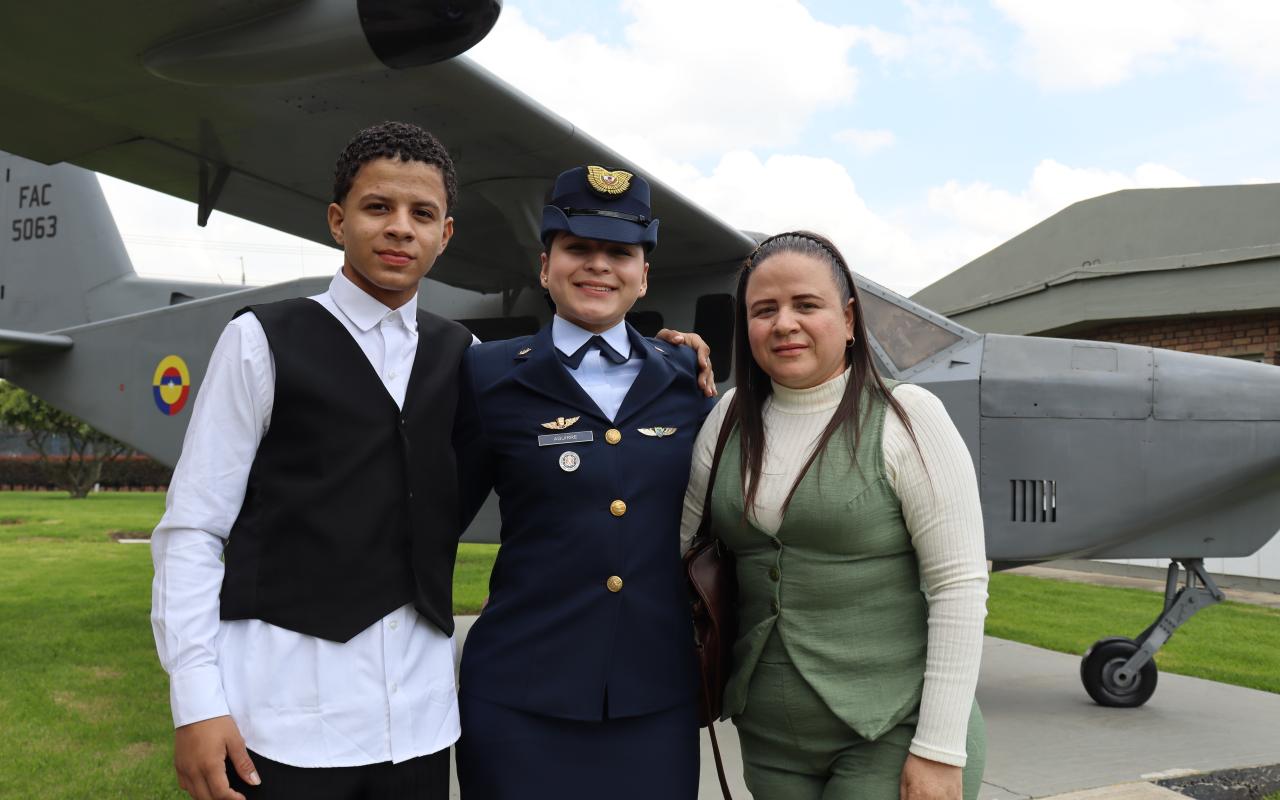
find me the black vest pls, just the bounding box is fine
[219,297,472,642]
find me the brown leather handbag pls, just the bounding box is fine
[683,405,738,799]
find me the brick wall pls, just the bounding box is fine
[1074,312,1280,364]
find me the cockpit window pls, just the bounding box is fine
[858,290,962,372]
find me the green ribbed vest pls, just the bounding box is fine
[710,385,927,740]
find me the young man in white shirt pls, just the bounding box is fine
[151,122,473,800]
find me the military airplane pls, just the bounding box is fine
[3,0,1278,709]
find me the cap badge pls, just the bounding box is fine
[586,166,633,196]
[541,415,581,431]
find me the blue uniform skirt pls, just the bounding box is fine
[456,692,700,800]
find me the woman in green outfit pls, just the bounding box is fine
[681,231,988,800]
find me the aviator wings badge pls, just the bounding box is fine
[542,416,581,431]
[638,426,678,438]
[586,166,633,196]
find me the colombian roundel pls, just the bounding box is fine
[152,355,191,416]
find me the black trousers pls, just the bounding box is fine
[226,748,449,800]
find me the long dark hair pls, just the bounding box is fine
[730,231,915,517]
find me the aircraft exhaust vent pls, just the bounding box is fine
[1011,479,1057,523]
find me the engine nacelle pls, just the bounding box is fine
[144,0,502,85]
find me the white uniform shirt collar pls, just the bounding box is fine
[329,270,419,333]
[552,316,632,360]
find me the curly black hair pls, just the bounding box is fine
[331,121,458,213]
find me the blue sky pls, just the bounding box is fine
[105,0,1280,295]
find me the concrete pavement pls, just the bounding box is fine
[448,620,1280,799]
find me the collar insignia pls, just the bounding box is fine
[586,166,633,196]
[541,415,581,431]
[517,347,532,356]
[638,426,678,438]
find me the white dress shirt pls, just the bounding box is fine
[551,315,643,420]
[151,271,460,767]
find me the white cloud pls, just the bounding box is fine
[833,128,896,155]
[98,176,338,285]
[850,0,991,72]
[471,1,862,160]
[657,150,950,293]
[922,159,1199,272]
[995,0,1280,90]
[848,25,910,62]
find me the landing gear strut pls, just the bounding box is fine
[1080,558,1224,708]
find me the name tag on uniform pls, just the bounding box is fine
[537,431,594,447]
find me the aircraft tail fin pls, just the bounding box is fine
[1,151,137,333]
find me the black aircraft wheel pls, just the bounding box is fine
[1081,637,1158,707]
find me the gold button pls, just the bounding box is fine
[605,428,622,445]
[607,576,624,593]
[610,499,627,517]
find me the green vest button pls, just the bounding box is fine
[770,600,779,614]
[768,567,780,581]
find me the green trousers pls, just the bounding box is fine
[733,638,986,800]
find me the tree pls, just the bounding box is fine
[0,381,133,498]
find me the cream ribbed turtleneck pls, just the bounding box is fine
[680,371,988,767]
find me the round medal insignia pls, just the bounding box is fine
[558,450,581,472]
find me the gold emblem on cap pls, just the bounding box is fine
[541,415,581,431]
[586,166,633,196]
[638,427,678,438]
[605,428,622,445]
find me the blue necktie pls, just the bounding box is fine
[559,335,628,369]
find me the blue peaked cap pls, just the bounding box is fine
[540,166,660,252]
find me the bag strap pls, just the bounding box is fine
[695,396,738,800]
[700,654,734,800]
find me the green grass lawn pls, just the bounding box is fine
[0,491,494,798]
[0,489,167,543]
[987,571,1280,694]
[1,490,1277,798]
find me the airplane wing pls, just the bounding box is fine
[0,2,755,295]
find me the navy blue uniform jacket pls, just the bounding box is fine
[455,322,713,721]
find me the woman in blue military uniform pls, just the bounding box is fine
[453,166,713,800]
